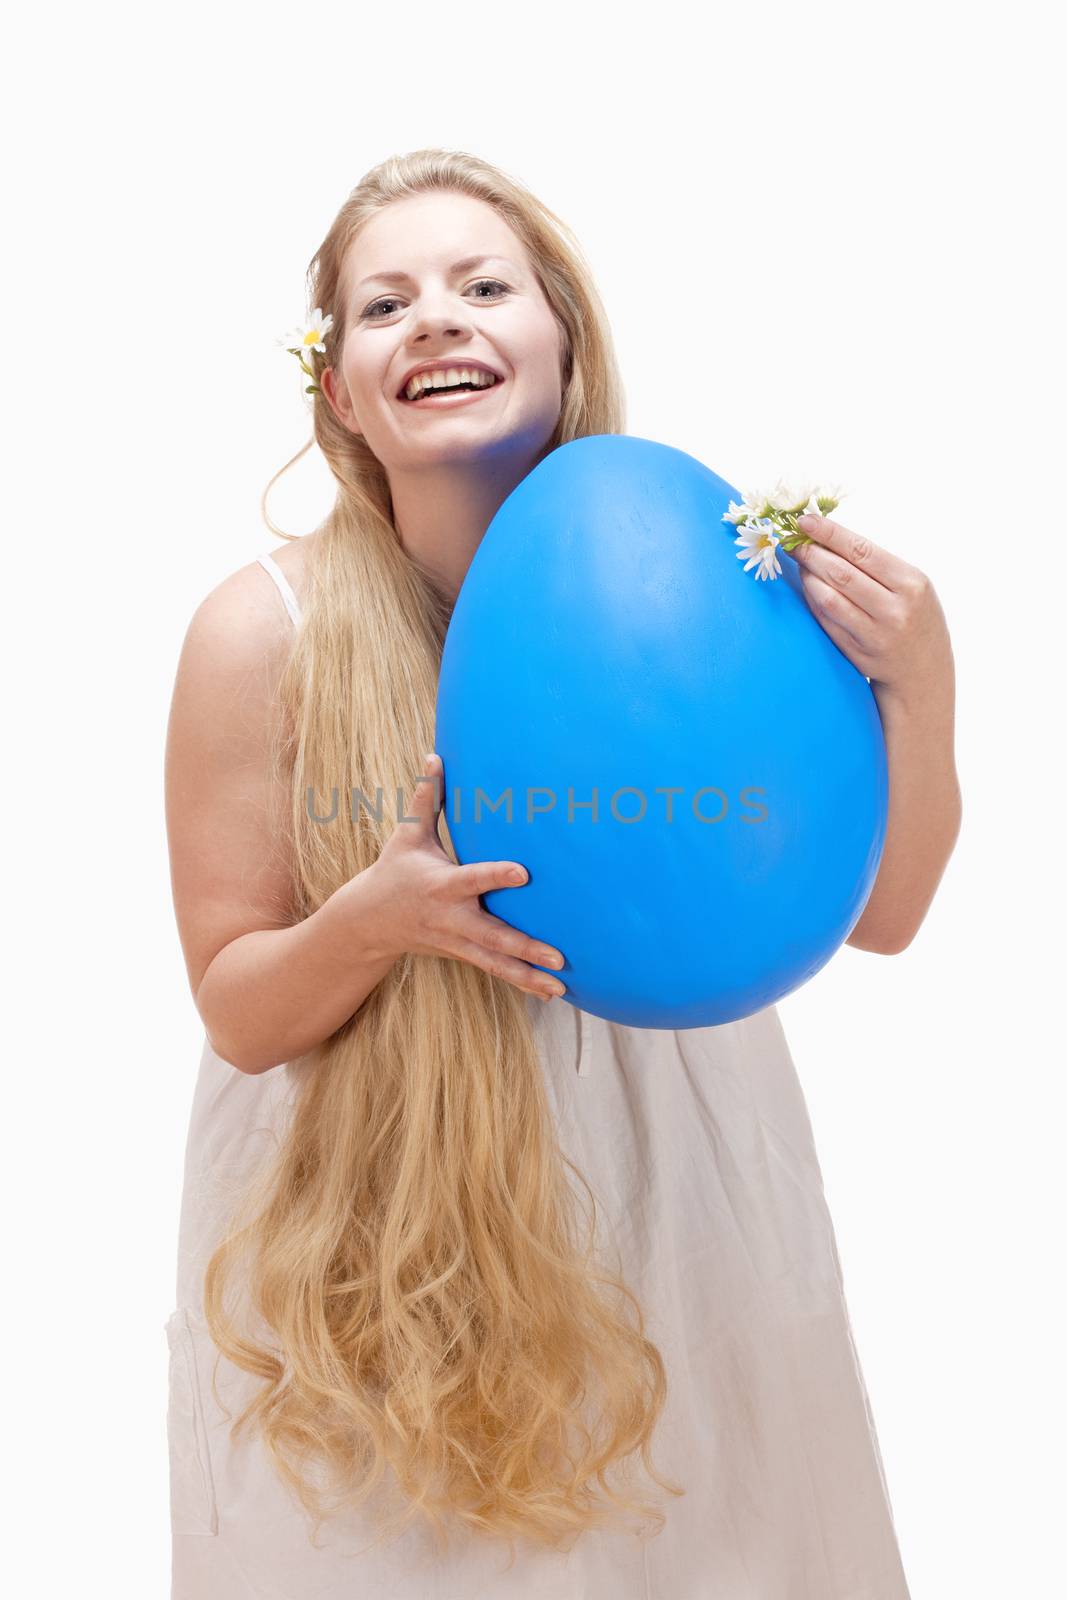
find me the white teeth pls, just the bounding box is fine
[404,366,499,401]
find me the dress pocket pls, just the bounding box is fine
[164,1307,219,1536]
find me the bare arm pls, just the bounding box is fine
[781,508,963,958]
[846,672,962,955]
[165,564,396,1073]
[194,867,398,1074]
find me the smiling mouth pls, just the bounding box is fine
[399,376,505,405]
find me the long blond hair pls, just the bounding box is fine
[203,148,683,1560]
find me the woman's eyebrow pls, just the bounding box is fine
[355,255,519,292]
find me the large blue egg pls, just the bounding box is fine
[435,434,888,1028]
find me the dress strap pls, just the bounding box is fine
[256,554,302,628]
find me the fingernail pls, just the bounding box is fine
[797,514,819,532]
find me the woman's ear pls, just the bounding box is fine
[321,366,363,439]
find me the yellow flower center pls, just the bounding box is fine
[303,329,321,347]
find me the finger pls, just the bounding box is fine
[448,858,530,899]
[446,934,567,999]
[794,513,909,596]
[406,752,443,830]
[458,906,565,972]
[800,569,876,665]
[790,534,891,622]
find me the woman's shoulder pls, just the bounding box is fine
[180,534,319,678]
[206,535,318,629]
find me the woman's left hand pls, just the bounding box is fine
[786,511,953,701]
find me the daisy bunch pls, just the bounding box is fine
[723,481,845,581]
[276,308,334,396]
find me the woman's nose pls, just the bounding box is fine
[408,295,474,340]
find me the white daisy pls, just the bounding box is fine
[277,307,334,353]
[770,479,814,515]
[734,520,783,581]
[722,485,777,526]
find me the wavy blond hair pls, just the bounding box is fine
[202,148,684,1563]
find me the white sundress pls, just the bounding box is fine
[163,551,913,1599]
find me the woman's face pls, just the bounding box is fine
[322,191,565,474]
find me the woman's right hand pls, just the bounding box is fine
[361,752,568,1002]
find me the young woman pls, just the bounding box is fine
[164,147,957,1597]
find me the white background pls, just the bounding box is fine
[3,1,1062,1594]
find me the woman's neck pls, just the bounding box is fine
[387,454,534,605]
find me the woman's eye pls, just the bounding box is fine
[361,279,510,320]
[470,278,509,300]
